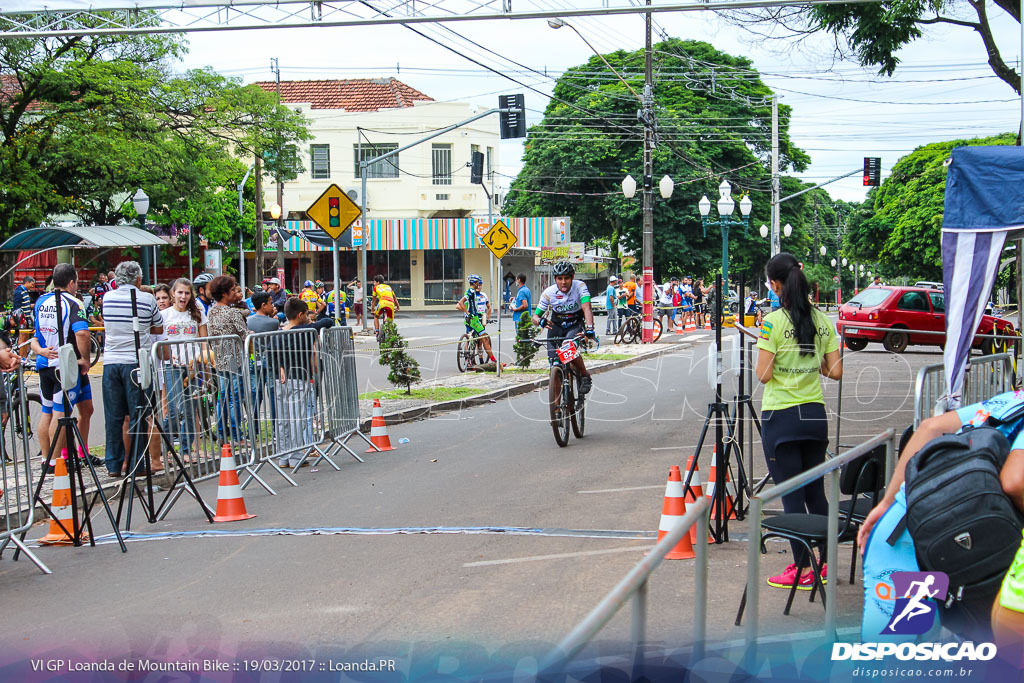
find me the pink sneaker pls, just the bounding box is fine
[766,563,799,588]
[798,563,828,590]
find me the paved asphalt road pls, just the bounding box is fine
[0,334,943,671]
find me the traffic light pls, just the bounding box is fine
[863,157,881,186]
[470,151,484,184]
[328,196,340,228]
[499,93,526,139]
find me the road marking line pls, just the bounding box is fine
[464,544,653,567]
[578,485,665,494]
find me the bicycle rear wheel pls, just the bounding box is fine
[570,373,585,438]
[549,365,570,447]
[6,391,42,464]
[652,317,663,342]
[91,333,102,365]
[456,334,472,372]
[474,337,489,365]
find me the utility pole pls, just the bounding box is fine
[640,0,655,343]
[770,95,780,257]
[272,57,285,287]
[254,156,264,281]
[812,195,820,264]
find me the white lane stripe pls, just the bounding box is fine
[578,485,665,494]
[464,544,653,567]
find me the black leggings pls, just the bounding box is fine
[765,439,829,566]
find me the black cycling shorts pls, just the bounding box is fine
[545,318,585,363]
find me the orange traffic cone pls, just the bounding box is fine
[675,316,685,334]
[655,466,696,560]
[366,399,395,452]
[706,450,738,521]
[39,451,82,545]
[213,444,256,522]
[685,315,697,333]
[682,456,713,545]
[704,317,712,330]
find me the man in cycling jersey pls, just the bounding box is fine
[533,261,596,394]
[372,274,399,336]
[456,274,496,363]
[299,279,325,317]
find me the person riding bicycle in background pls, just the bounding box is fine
[372,274,399,338]
[456,274,496,364]
[533,261,595,395]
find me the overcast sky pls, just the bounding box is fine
[177,4,1022,205]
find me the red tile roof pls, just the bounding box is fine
[253,78,433,111]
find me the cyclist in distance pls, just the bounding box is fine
[372,274,399,338]
[456,274,496,363]
[533,261,595,394]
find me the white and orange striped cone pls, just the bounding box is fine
[655,466,696,560]
[685,315,697,333]
[704,317,712,330]
[213,444,256,522]
[682,455,714,545]
[39,450,82,545]
[675,315,685,334]
[706,450,738,521]
[366,399,396,452]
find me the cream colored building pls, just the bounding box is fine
[248,78,569,310]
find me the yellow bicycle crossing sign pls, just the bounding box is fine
[481,219,517,259]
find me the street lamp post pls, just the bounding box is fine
[270,203,283,288]
[132,189,150,285]
[622,173,673,341]
[698,180,751,313]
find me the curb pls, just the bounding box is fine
[358,339,696,432]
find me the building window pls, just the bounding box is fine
[353,143,399,179]
[367,250,411,306]
[432,143,452,186]
[486,146,494,180]
[423,249,463,303]
[435,194,449,201]
[310,144,330,179]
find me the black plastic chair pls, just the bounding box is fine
[735,443,887,625]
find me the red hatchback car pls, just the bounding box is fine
[835,286,1016,353]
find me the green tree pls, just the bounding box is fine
[726,2,1020,97]
[0,14,309,287]
[504,38,812,281]
[842,133,1016,280]
[378,320,421,394]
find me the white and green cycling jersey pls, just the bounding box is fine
[534,280,591,325]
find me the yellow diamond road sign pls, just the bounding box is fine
[306,183,361,240]
[481,219,517,260]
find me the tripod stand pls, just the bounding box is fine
[113,290,213,531]
[16,288,125,554]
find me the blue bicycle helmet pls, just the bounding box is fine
[468,274,483,284]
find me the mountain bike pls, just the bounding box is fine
[614,310,662,344]
[0,365,43,466]
[532,332,599,447]
[456,328,489,372]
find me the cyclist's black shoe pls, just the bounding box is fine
[579,375,593,395]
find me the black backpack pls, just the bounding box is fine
[903,426,1024,639]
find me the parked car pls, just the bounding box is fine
[835,286,1016,354]
[913,281,943,290]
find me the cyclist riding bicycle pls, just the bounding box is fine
[372,274,399,337]
[533,261,595,394]
[456,274,496,363]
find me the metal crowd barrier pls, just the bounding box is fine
[151,334,272,519]
[913,353,1015,427]
[320,326,375,462]
[0,365,50,573]
[540,499,711,674]
[243,328,334,488]
[744,429,895,667]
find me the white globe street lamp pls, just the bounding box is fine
[759,224,769,239]
[783,223,792,238]
[658,175,674,199]
[622,175,637,200]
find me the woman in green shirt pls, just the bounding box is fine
[755,252,843,590]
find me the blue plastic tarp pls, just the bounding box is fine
[943,146,1024,233]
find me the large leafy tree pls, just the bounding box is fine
[504,38,815,282]
[843,132,1017,280]
[725,2,1021,96]
[0,14,309,284]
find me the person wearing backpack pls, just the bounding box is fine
[755,253,843,590]
[858,390,1024,650]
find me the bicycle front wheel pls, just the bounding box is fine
[456,334,472,372]
[652,317,663,342]
[6,391,43,464]
[549,365,570,447]
[570,373,585,438]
